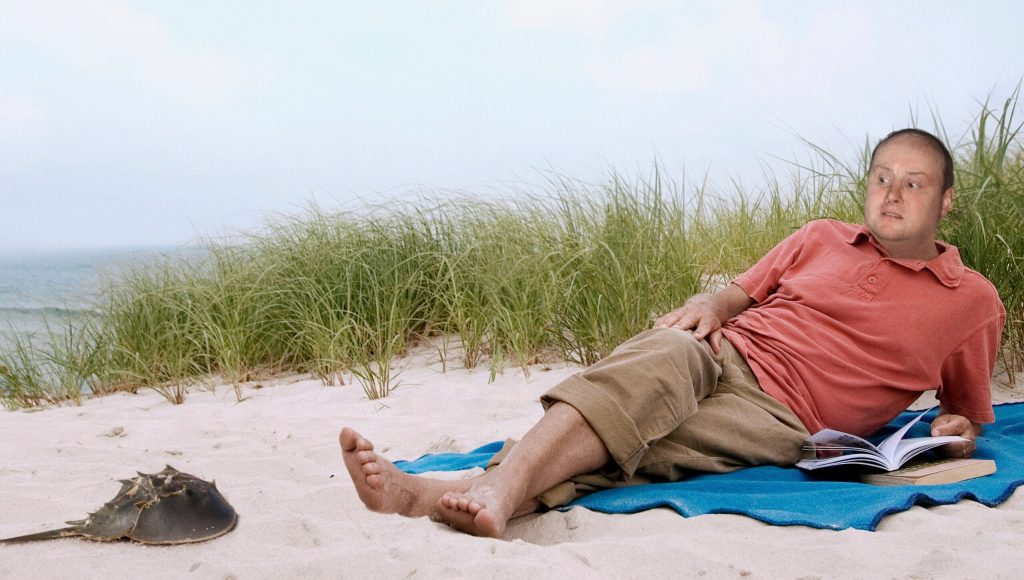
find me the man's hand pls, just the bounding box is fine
[931,413,982,458]
[653,284,753,354]
[654,295,727,353]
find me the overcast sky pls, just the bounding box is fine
[1,0,1022,250]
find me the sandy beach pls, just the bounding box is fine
[2,345,1023,580]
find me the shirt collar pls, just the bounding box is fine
[846,225,964,288]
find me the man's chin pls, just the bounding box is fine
[865,221,893,239]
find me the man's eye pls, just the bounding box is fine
[878,176,890,184]
[907,182,919,189]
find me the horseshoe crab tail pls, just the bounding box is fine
[0,527,81,543]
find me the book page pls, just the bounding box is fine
[803,429,878,453]
[875,408,932,464]
[796,429,884,470]
[796,452,890,470]
[892,435,965,465]
[875,407,966,466]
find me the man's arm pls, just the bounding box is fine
[931,408,983,458]
[653,283,754,354]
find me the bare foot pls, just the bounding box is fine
[434,481,519,538]
[339,427,466,517]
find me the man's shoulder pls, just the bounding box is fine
[959,266,1006,317]
[932,241,1006,320]
[806,218,859,231]
[934,241,1003,311]
[763,219,860,258]
[795,219,862,242]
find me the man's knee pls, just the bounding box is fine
[599,327,722,396]
[618,327,712,358]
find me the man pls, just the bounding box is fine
[340,128,1005,538]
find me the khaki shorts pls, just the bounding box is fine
[490,328,809,507]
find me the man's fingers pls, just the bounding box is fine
[654,308,686,329]
[936,437,975,458]
[708,329,724,354]
[931,414,972,437]
[673,312,699,331]
[656,309,697,331]
[931,414,979,458]
[691,315,715,339]
[931,414,955,435]
[653,302,723,346]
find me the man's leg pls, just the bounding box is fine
[434,401,610,537]
[340,401,609,536]
[342,328,718,536]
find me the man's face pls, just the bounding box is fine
[863,136,953,260]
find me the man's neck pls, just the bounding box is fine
[878,239,942,261]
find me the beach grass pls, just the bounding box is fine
[939,87,1024,379]
[2,94,1023,409]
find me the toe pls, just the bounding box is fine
[339,427,358,451]
[340,427,375,453]
[356,436,374,452]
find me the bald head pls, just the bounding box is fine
[870,129,954,192]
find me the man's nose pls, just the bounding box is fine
[885,182,903,203]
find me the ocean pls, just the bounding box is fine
[0,247,186,354]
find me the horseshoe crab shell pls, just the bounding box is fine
[0,466,237,545]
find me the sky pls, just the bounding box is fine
[1,0,1022,250]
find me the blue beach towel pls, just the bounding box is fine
[394,402,1024,531]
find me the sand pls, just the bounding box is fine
[2,346,1022,580]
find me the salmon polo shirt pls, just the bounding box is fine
[721,219,1005,437]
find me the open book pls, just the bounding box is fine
[795,407,966,471]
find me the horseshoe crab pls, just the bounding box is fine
[0,466,237,545]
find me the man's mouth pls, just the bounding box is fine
[881,211,902,219]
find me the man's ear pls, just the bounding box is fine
[940,187,954,218]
